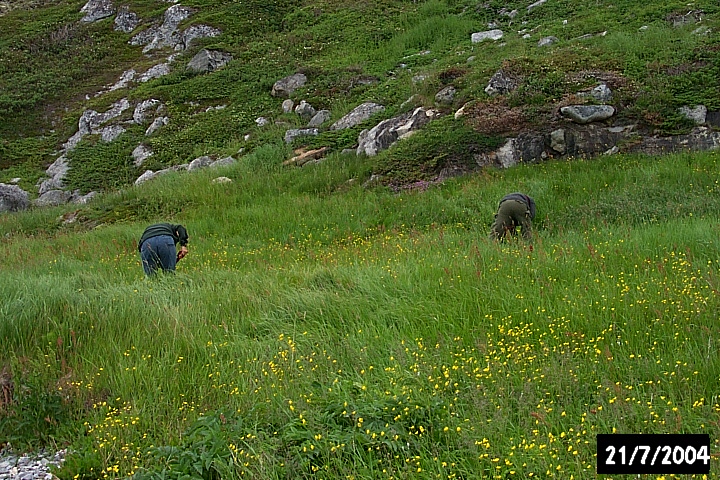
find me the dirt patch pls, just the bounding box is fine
[464,98,531,135]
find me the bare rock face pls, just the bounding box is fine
[271,73,307,98]
[0,183,30,212]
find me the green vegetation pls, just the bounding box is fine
[2,0,720,478]
[1,0,719,193]
[2,147,720,478]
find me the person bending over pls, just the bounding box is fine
[138,223,189,275]
[490,193,536,242]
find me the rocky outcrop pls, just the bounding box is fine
[133,99,162,124]
[357,107,440,156]
[128,5,221,53]
[468,124,720,175]
[188,155,213,171]
[628,127,720,155]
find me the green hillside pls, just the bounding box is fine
[1,0,720,478]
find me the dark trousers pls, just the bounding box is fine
[140,235,177,275]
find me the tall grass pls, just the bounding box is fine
[1,148,720,478]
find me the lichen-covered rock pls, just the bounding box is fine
[271,73,307,98]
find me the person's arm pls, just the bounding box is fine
[175,225,189,260]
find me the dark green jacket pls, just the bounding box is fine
[499,193,536,219]
[138,223,188,251]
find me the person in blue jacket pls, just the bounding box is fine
[491,193,536,242]
[138,223,189,275]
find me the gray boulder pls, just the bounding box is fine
[114,6,139,32]
[188,155,213,171]
[271,73,307,98]
[538,36,558,47]
[590,84,613,102]
[357,107,439,156]
[560,105,615,124]
[34,190,72,207]
[187,49,232,73]
[295,100,316,121]
[131,4,193,53]
[284,128,319,144]
[282,99,295,113]
[64,98,130,151]
[330,102,385,130]
[435,86,456,105]
[100,125,125,142]
[308,110,331,127]
[471,29,503,43]
[134,164,188,186]
[138,63,171,83]
[72,191,99,204]
[38,155,70,195]
[80,0,115,23]
[135,170,158,185]
[0,184,30,212]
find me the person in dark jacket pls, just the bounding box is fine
[138,223,189,275]
[490,193,536,242]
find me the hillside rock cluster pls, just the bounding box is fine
[1,0,718,213]
[0,447,66,480]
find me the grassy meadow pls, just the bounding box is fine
[1,147,720,479]
[2,0,720,478]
